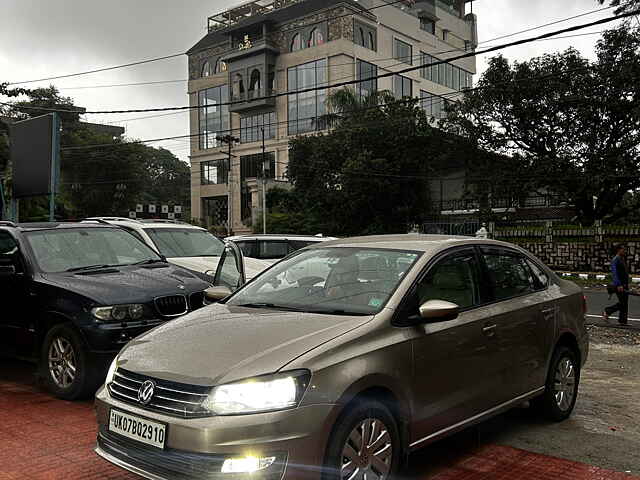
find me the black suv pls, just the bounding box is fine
[0,222,210,400]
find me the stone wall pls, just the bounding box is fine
[509,239,640,273]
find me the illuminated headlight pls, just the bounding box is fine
[105,357,118,386]
[203,370,310,415]
[92,304,145,322]
[221,455,276,474]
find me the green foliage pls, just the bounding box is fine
[443,28,640,226]
[597,0,640,14]
[280,88,450,236]
[0,85,190,221]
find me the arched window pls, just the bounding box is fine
[233,73,245,98]
[214,58,227,74]
[291,33,302,52]
[308,28,324,48]
[201,61,213,78]
[249,69,261,92]
[368,32,375,50]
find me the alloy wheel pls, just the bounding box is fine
[554,357,576,412]
[341,418,393,480]
[48,337,77,389]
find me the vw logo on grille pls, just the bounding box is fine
[138,380,156,405]
[177,285,185,290]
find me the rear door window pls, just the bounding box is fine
[235,241,257,258]
[482,250,537,301]
[258,241,289,260]
[525,259,549,289]
[289,240,315,252]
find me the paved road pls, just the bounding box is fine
[584,290,640,325]
[1,353,638,480]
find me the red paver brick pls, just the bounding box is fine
[1,361,638,480]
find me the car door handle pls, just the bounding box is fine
[482,324,498,336]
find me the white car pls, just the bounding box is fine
[225,234,337,265]
[85,218,270,284]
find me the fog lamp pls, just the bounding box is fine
[221,455,276,474]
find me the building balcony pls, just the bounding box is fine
[229,88,276,113]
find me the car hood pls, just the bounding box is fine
[116,304,373,386]
[168,257,221,274]
[41,265,209,305]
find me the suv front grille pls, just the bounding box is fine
[155,295,188,317]
[189,291,205,310]
[108,368,211,418]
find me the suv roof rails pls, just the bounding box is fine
[83,217,141,223]
[139,219,189,225]
[0,221,17,227]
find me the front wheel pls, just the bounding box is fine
[536,345,580,422]
[41,323,97,400]
[322,400,401,480]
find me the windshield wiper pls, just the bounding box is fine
[237,303,307,312]
[67,264,119,273]
[132,259,167,266]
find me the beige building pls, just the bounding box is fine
[187,0,478,233]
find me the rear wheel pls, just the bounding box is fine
[41,324,98,400]
[535,345,580,421]
[322,400,401,480]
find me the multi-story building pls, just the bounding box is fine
[187,0,478,233]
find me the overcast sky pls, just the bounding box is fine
[0,0,619,162]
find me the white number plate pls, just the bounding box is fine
[108,409,166,449]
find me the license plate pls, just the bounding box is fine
[108,409,166,449]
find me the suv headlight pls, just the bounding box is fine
[92,304,145,322]
[202,370,310,415]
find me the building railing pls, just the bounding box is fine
[230,88,276,103]
[439,196,569,212]
[208,0,305,32]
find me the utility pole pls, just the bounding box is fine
[261,127,267,235]
[220,134,239,236]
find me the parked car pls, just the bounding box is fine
[225,234,337,264]
[95,235,588,480]
[87,218,271,282]
[0,221,211,400]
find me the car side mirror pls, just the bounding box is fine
[205,286,232,303]
[0,265,16,279]
[418,300,460,323]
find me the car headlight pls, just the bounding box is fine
[92,304,146,322]
[105,357,118,386]
[202,370,310,415]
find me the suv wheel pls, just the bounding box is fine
[323,400,401,480]
[536,345,580,422]
[41,324,97,400]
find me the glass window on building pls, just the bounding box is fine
[240,152,276,181]
[201,159,229,185]
[240,111,276,143]
[445,63,453,89]
[354,21,376,51]
[393,75,412,99]
[420,91,447,119]
[202,196,228,227]
[288,59,328,135]
[198,85,230,150]
[356,60,378,99]
[420,18,436,35]
[393,38,413,65]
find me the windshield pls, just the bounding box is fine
[145,228,225,258]
[25,228,162,273]
[227,247,421,315]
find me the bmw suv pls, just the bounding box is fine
[0,221,210,399]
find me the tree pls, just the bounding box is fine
[283,88,450,235]
[598,0,640,15]
[442,28,640,225]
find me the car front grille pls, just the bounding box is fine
[108,368,211,418]
[189,291,205,310]
[155,295,188,317]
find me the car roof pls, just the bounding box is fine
[226,234,337,242]
[88,218,205,230]
[4,221,116,232]
[312,234,518,253]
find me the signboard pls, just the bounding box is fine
[10,114,60,199]
[129,211,137,219]
[161,205,169,214]
[136,204,143,213]
[149,205,156,214]
[174,206,182,214]
[167,212,175,220]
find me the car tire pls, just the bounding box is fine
[41,323,98,400]
[322,400,401,480]
[535,345,580,422]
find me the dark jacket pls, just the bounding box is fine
[611,255,629,287]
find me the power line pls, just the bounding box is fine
[3,8,633,117]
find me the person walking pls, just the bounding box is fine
[604,244,629,325]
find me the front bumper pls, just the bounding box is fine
[95,386,336,480]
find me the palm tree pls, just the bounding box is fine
[320,87,395,128]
